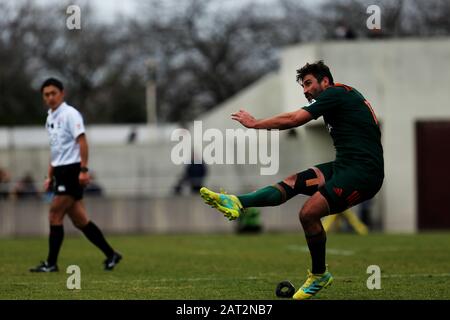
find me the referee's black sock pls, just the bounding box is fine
[81,221,115,258]
[47,225,64,266]
[305,227,327,274]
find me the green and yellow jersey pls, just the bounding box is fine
[303,83,384,177]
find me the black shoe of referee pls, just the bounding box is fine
[104,252,122,271]
[29,261,59,273]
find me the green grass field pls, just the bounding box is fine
[1,232,449,300]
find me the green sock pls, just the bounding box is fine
[237,186,283,208]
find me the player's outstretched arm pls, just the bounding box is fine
[231,108,313,130]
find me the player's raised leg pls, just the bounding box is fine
[200,168,323,220]
[293,191,333,300]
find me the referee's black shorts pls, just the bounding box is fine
[52,163,84,200]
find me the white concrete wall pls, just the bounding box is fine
[190,73,286,191]
[0,143,184,197]
[0,125,183,197]
[280,38,450,232]
[2,38,450,233]
[0,197,308,237]
[192,71,335,182]
[195,38,450,233]
[0,124,176,149]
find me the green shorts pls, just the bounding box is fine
[315,161,383,214]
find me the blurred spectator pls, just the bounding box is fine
[236,207,263,234]
[0,168,12,199]
[84,173,104,197]
[322,209,368,235]
[287,128,298,139]
[359,199,373,229]
[174,154,208,195]
[334,23,356,40]
[367,28,384,39]
[127,126,138,144]
[11,173,40,199]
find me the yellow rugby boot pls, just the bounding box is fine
[200,187,243,221]
[293,268,333,300]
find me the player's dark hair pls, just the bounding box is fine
[41,78,64,93]
[296,60,334,85]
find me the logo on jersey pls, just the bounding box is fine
[326,123,333,133]
[49,133,58,146]
[346,191,361,206]
[333,187,343,197]
[58,185,66,192]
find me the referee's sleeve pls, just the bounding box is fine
[68,110,86,139]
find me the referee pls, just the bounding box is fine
[30,78,122,272]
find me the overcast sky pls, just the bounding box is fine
[26,0,287,22]
[33,0,140,22]
[84,0,139,22]
[3,0,323,24]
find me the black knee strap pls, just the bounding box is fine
[276,169,320,202]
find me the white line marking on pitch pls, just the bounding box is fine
[286,245,355,256]
[87,276,267,284]
[381,273,450,278]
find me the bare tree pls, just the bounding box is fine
[1,0,449,125]
[132,0,317,123]
[0,1,50,125]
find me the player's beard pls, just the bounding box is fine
[306,88,323,101]
[305,93,313,102]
